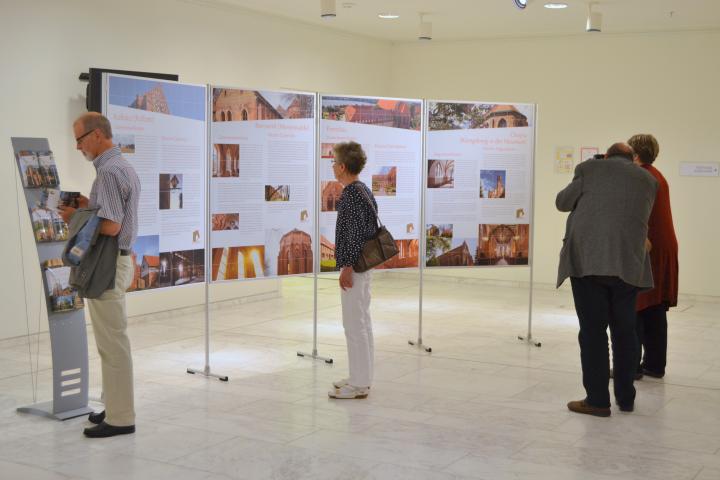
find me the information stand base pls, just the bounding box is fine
[17,401,94,421]
[297,349,333,364]
[517,334,542,348]
[408,339,432,353]
[187,367,229,382]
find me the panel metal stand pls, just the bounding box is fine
[298,93,333,364]
[187,86,228,382]
[409,101,431,353]
[12,137,94,421]
[517,106,541,348]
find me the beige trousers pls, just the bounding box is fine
[86,253,135,426]
[340,270,374,388]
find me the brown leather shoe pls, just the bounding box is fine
[567,399,611,417]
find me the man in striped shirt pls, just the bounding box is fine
[60,112,140,438]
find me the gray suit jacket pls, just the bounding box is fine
[556,156,658,288]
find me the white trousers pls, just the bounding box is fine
[86,254,135,426]
[340,270,374,388]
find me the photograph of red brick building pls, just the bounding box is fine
[277,229,313,275]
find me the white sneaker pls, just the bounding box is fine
[328,384,369,399]
[332,378,370,389]
[332,378,349,389]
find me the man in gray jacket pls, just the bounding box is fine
[557,143,657,417]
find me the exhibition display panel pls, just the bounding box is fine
[425,101,536,269]
[209,87,316,282]
[103,74,208,292]
[12,137,93,420]
[319,94,423,272]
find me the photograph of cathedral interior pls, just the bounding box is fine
[212,143,240,178]
[480,169,506,198]
[265,185,290,202]
[427,159,454,188]
[159,173,183,210]
[212,213,240,231]
[212,245,266,280]
[476,223,529,266]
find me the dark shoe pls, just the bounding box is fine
[618,403,634,412]
[88,410,105,425]
[642,368,664,379]
[83,421,135,438]
[609,369,643,380]
[567,399,611,417]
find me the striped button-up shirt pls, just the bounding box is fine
[89,146,141,250]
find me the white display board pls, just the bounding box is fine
[319,95,423,272]
[425,101,535,268]
[209,87,316,281]
[104,74,208,290]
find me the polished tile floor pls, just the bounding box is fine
[1,273,719,480]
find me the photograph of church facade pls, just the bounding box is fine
[480,169,506,198]
[371,166,397,196]
[320,235,336,272]
[213,89,314,122]
[321,181,343,212]
[475,224,529,265]
[434,241,475,267]
[427,159,454,188]
[212,144,240,177]
[212,245,266,280]
[129,235,160,291]
[429,102,530,130]
[375,239,419,269]
[276,229,313,275]
[45,266,83,313]
[322,97,421,130]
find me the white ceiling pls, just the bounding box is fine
[186,0,720,41]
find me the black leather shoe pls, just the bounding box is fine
[88,410,105,425]
[83,421,135,438]
[618,403,634,412]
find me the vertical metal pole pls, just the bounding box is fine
[518,104,541,348]
[298,92,333,364]
[409,100,431,353]
[188,85,229,379]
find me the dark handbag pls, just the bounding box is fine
[353,184,399,273]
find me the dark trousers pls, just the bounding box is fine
[570,276,639,408]
[636,303,668,375]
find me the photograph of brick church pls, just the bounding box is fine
[475,224,529,266]
[213,89,314,122]
[426,224,473,267]
[371,166,397,196]
[37,151,59,187]
[45,266,83,313]
[276,229,313,275]
[322,97,421,130]
[109,76,206,122]
[480,170,506,198]
[212,144,239,178]
[429,102,530,130]
[321,180,343,212]
[427,159,454,188]
[128,234,160,291]
[212,245,266,280]
[18,151,42,188]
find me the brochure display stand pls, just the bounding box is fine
[11,137,94,420]
[424,100,540,347]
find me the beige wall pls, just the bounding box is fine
[390,31,720,297]
[0,0,393,340]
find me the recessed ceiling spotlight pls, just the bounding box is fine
[514,0,528,9]
[378,13,400,19]
[544,2,568,8]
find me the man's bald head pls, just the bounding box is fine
[74,112,113,140]
[605,142,634,162]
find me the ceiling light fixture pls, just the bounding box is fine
[586,3,602,32]
[378,13,400,19]
[418,13,432,40]
[544,2,568,8]
[514,0,528,9]
[321,0,336,19]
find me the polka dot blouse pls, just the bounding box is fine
[335,181,378,268]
